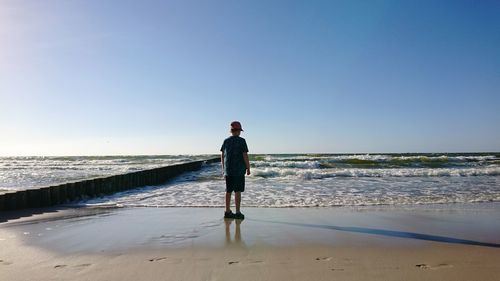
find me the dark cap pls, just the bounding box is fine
[230,121,243,131]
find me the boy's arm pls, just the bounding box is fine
[221,152,225,176]
[243,152,251,175]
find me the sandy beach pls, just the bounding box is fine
[1,204,500,281]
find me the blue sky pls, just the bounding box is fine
[1,0,499,155]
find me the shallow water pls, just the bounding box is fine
[3,204,500,252]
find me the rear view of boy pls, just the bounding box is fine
[220,121,250,220]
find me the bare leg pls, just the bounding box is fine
[225,192,232,212]
[235,192,241,213]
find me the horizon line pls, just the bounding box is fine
[0,151,499,157]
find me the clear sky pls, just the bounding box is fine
[1,0,499,156]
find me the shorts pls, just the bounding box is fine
[225,176,245,192]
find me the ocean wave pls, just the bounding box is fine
[0,155,203,190]
[253,154,497,161]
[252,160,321,169]
[251,166,500,179]
[2,154,499,191]
[250,154,499,169]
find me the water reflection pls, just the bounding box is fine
[224,218,245,246]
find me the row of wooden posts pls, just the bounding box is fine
[0,157,220,212]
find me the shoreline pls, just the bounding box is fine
[1,203,500,280]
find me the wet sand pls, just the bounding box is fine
[1,204,500,281]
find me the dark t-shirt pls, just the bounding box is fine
[220,136,249,176]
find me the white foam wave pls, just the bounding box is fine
[262,154,391,161]
[252,166,500,179]
[260,154,497,162]
[252,160,321,169]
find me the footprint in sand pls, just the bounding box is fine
[416,263,453,270]
[148,257,182,264]
[416,264,431,269]
[54,263,92,269]
[1,260,12,266]
[316,257,332,261]
[227,260,263,265]
[149,257,167,262]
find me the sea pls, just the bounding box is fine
[1,153,499,207]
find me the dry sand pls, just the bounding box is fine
[1,204,500,281]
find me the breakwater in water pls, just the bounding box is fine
[0,157,219,211]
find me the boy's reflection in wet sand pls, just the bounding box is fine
[224,218,244,246]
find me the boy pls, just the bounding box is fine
[220,121,250,220]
